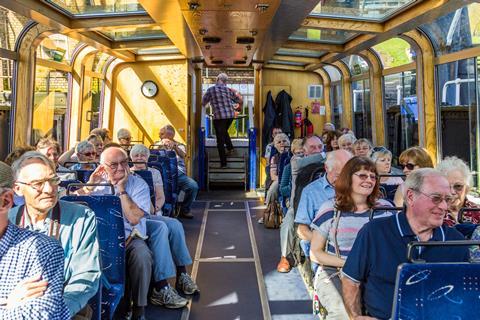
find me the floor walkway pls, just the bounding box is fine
[146,192,315,320]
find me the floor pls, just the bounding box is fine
[145,190,315,320]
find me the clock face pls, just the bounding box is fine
[141,80,158,98]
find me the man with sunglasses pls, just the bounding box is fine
[342,168,469,320]
[8,152,101,319]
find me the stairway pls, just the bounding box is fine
[207,147,247,190]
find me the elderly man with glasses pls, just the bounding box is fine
[341,168,469,320]
[8,152,101,319]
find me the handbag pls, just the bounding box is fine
[313,209,349,319]
[263,200,283,229]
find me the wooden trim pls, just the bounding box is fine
[382,62,416,76]
[135,54,186,62]
[302,16,384,34]
[350,73,369,82]
[333,61,352,129]
[36,58,73,72]
[70,15,156,32]
[435,46,480,65]
[0,48,19,60]
[112,38,174,50]
[283,40,344,53]
[263,64,306,72]
[272,55,322,65]
[315,68,331,128]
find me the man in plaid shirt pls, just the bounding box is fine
[202,73,243,167]
[0,161,69,319]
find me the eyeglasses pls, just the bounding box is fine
[452,183,466,192]
[17,175,61,192]
[400,162,416,170]
[413,189,454,205]
[104,159,128,170]
[353,173,377,181]
[81,152,96,157]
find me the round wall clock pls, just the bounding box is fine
[141,80,158,98]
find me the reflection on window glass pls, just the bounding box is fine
[32,66,69,146]
[0,5,29,51]
[437,59,477,182]
[37,34,79,64]
[0,58,13,160]
[373,38,414,68]
[92,52,111,73]
[89,78,103,133]
[342,55,369,76]
[352,79,371,140]
[331,82,343,130]
[100,27,167,41]
[420,3,480,55]
[289,28,357,44]
[46,0,144,15]
[384,71,418,160]
[202,69,254,139]
[311,0,416,21]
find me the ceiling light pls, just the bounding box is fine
[255,3,269,12]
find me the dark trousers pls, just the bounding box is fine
[125,238,153,307]
[213,118,234,166]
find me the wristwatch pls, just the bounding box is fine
[118,191,128,197]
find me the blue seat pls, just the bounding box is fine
[88,282,102,320]
[276,151,292,211]
[75,170,94,183]
[61,194,125,320]
[391,241,480,320]
[132,170,155,206]
[148,151,179,217]
[370,206,402,220]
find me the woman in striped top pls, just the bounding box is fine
[309,157,393,319]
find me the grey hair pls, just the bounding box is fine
[371,149,392,163]
[436,156,472,187]
[338,133,357,145]
[217,73,228,83]
[353,138,372,148]
[324,123,335,131]
[76,140,95,154]
[11,151,56,180]
[403,168,446,197]
[99,147,128,164]
[325,149,352,171]
[130,144,150,159]
[117,128,131,140]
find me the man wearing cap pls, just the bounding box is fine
[0,161,70,319]
[202,73,243,168]
[8,152,101,319]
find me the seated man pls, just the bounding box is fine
[9,152,101,318]
[0,161,70,319]
[82,146,197,317]
[342,168,470,320]
[157,125,199,219]
[117,128,132,151]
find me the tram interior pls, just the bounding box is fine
[1,0,480,319]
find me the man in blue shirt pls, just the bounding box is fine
[9,152,101,318]
[0,161,70,319]
[342,168,470,320]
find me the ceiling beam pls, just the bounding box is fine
[283,40,344,53]
[314,0,477,68]
[70,15,157,32]
[112,38,174,50]
[68,31,136,61]
[263,64,306,72]
[302,16,384,34]
[272,54,322,65]
[135,54,185,62]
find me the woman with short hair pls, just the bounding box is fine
[371,148,404,186]
[69,141,97,170]
[87,134,104,161]
[323,130,342,152]
[337,133,356,153]
[352,138,372,157]
[310,157,392,319]
[265,133,290,205]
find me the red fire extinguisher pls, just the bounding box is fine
[294,107,303,128]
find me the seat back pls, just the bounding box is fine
[61,194,125,320]
[370,206,403,220]
[148,150,179,216]
[74,169,94,183]
[378,174,405,201]
[132,170,155,206]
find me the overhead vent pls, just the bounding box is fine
[203,36,222,44]
[236,37,254,44]
[233,60,246,64]
[211,60,224,65]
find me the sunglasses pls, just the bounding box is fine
[414,189,454,205]
[399,163,416,170]
[354,173,378,181]
[452,183,466,192]
[82,152,96,157]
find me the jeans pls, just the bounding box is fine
[213,118,234,166]
[177,172,199,213]
[146,215,193,281]
[280,207,296,257]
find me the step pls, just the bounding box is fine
[209,173,246,181]
[209,162,245,169]
[209,156,245,162]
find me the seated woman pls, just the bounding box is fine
[393,146,433,207]
[337,133,356,154]
[68,140,97,170]
[371,148,404,185]
[130,144,166,214]
[352,138,372,157]
[310,157,392,319]
[279,138,304,204]
[87,134,104,162]
[265,133,290,206]
[323,130,342,152]
[437,156,480,226]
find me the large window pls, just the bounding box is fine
[0,5,29,51]
[37,34,79,64]
[437,58,478,182]
[32,66,69,146]
[0,58,13,160]
[373,38,414,68]
[352,79,372,140]
[331,82,343,130]
[384,71,418,159]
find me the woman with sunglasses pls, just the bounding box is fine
[393,147,433,207]
[309,157,392,319]
[437,156,480,226]
[68,140,97,170]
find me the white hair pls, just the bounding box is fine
[130,144,150,159]
[403,168,446,197]
[338,133,357,145]
[436,156,472,187]
[117,128,131,140]
[99,147,128,164]
[76,140,95,154]
[217,73,228,83]
[11,151,55,180]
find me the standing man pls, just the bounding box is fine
[202,73,243,168]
